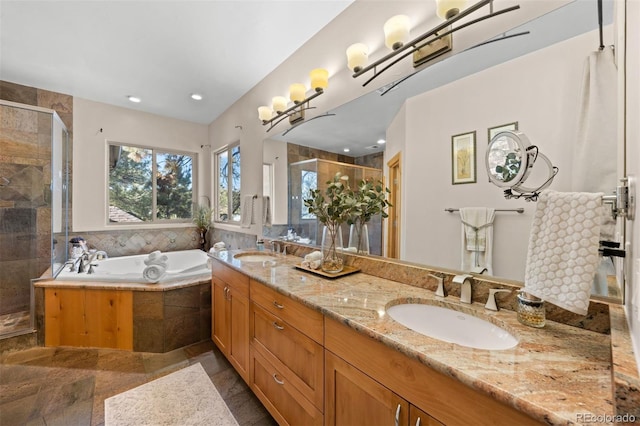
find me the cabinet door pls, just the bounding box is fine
[326,350,408,426]
[410,405,444,426]
[45,288,132,350]
[212,278,230,353]
[228,285,250,383]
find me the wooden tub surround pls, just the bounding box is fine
[209,249,638,426]
[34,274,212,353]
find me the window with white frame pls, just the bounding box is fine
[108,143,196,223]
[215,143,241,222]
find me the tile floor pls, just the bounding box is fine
[0,340,277,426]
[0,311,30,336]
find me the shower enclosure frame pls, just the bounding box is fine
[0,100,70,339]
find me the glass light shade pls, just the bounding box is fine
[384,15,410,50]
[258,106,272,121]
[436,0,468,20]
[289,83,307,103]
[346,43,369,72]
[309,68,329,92]
[272,96,288,113]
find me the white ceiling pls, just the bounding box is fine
[0,0,353,124]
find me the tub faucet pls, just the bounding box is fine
[452,274,474,304]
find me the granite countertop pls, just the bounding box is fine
[211,249,614,426]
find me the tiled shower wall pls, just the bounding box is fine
[0,81,73,316]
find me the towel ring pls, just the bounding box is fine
[485,130,558,201]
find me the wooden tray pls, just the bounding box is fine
[294,263,360,279]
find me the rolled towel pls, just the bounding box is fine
[143,264,166,283]
[212,242,226,252]
[304,251,323,262]
[301,259,322,270]
[147,250,161,260]
[144,254,168,266]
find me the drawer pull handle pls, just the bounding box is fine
[395,404,401,426]
[416,417,421,426]
[272,373,285,385]
[273,301,284,309]
[272,322,284,331]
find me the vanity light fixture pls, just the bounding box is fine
[258,68,329,132]
[347,0,520,87]
[127,96,141,103]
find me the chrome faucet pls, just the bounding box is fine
[485,289,512,311]
[77,250,107,274]
[428,273,446,297]
[452,274,473,304]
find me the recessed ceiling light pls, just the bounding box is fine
[343,148,350,152]
[191,93,203,101]
[128,96,141,103]
[378,138,386,144]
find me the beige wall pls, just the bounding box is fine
[625,0,640,365]
[396,29,602,280]
[72,98,209,231]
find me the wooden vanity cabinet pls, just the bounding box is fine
[249,279,324,425]
[211,261,250,383]
[325,317,542,426]
[326,351,443,426]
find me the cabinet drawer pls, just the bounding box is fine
[250,279,323,343]
[211,259,249,297]
[251,302,324,409]
[250,348,323,426]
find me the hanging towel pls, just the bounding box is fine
[240,195,254,228]
[571,48,617,240]
[263,196,271,226]
[459,207,495,275]
[524,190,604,316]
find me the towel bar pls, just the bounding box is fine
[445,208,524,213]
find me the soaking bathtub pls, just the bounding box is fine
[55,249,211,283]
[38,248,212,353]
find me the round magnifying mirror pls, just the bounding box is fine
[486,131,533,188]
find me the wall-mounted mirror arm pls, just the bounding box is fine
[486,131,559,202]
[602,177,636,220]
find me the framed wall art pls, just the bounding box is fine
[451,131,476,185]
[488,121,518,142]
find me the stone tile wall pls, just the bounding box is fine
[133,283,211,353]
[76,227,201,257]
[0,80,73,317]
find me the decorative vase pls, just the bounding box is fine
[321,224,344,273]
[198,228,208,252]
[348,222,369,254]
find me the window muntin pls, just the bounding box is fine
[108,143,195,224]
[300,169,317,220]
[215,143,241,222]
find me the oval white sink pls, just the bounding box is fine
[233,252,279,262]
[386,304,518,350]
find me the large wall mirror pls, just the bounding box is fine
[263,0,624,303]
